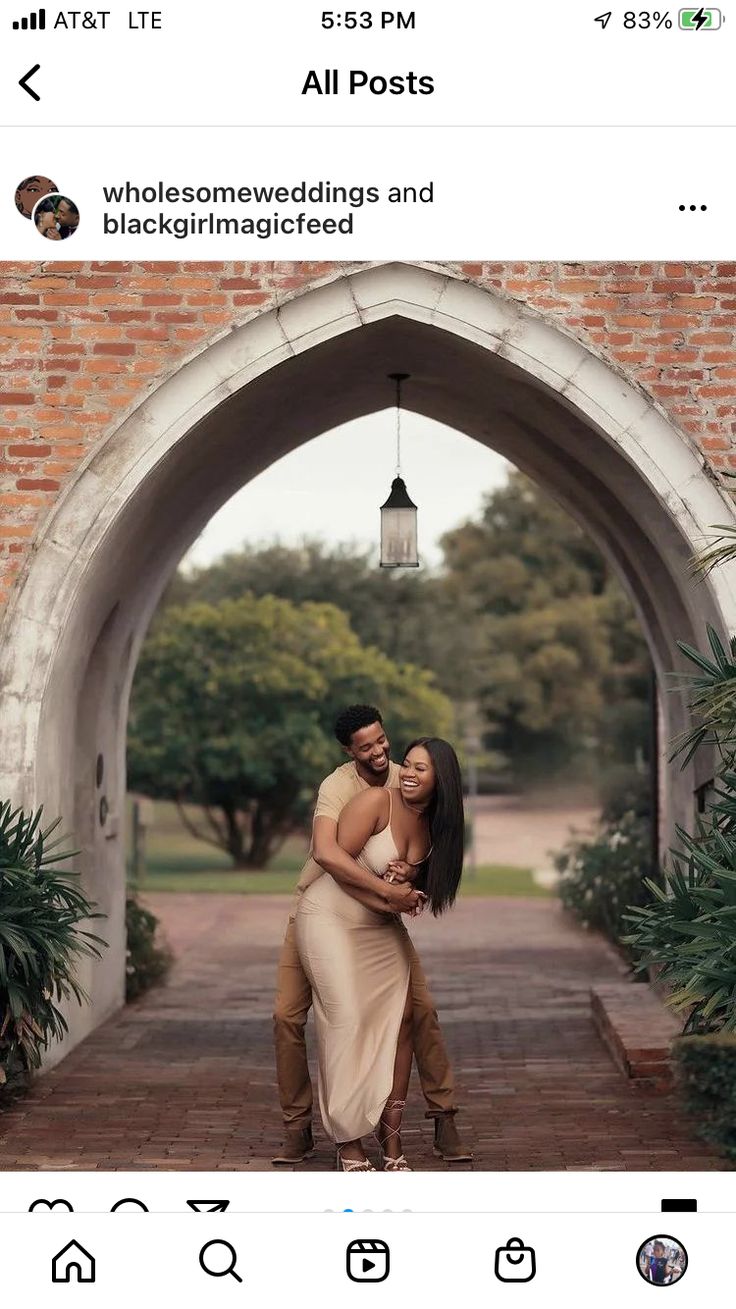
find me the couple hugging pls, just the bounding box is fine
[273,703,471,1172]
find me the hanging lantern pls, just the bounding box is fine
[380,372,419,568]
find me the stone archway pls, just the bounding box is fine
[1,261,735,1061]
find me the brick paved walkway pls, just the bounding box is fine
[0,895,724,1170]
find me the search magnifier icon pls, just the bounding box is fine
[199,1239,243,1283]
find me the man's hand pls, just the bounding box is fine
[382,881,425,914]
[383,858,417,884]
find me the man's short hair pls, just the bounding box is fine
[334,704,383,747]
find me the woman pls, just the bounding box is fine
[295,737,464,1171]
[35,198,61,241]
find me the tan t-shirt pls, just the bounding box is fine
[290,759,401,919]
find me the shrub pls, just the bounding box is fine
[125,896,172,1002]
[555,809,655,948]
[598,763,652,823]
[673,1034,736,1157]
[0,800,106,1085]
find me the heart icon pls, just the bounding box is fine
[29,1198,74,1212]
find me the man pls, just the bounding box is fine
[55,197,80,238]
[272,703,472,1165]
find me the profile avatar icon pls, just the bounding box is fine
[636,1235,688,1286]
[33,193,80,242]
[15,174,58,219]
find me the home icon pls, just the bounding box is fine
[51,1239,96,1283]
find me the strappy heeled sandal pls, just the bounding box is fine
[337,1158,377,1172]
[375,1098,412,1172]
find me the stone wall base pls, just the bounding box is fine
[591,982,682,1092]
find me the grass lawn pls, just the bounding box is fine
[459,865,550,897]
[131,865,548,896]
[135,869,303,894]
[126,797,550,897]
[126,797,307,876]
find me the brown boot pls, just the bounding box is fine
[271,1123,314,1166]
[429,1112,473,1162]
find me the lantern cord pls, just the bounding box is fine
[395,373,402,476]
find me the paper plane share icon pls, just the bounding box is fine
[595,11,612,27]
[187,1199,230,1212]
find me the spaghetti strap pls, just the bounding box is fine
[379,786,394,840]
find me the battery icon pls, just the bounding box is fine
[679,8,722,26]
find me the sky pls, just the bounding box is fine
[182,411,511,571]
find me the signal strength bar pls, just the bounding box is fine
[12,8,46,29]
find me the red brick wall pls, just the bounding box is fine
[2,259,736,611]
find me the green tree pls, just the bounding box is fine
[439,472,652,780]
[166,540,460,690]
[165,470,652,789]
[127,593,451,868]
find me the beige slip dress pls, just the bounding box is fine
[294,789,411,1144]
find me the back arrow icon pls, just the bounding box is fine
[19,64,41,101]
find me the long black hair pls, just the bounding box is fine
[34,197,56,227]
[403,737,464,915]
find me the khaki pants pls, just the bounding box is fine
[274,919,457,1126]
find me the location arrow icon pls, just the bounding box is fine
[19,64,41,101]
[595,11,612,27]
[186,1200,230,1212]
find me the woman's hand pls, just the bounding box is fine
[383,859,416,884]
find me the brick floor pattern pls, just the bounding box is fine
[0,896,725,1171]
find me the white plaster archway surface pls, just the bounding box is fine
[2,261,736,1061]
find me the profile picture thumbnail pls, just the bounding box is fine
[32,194,80,242]
[636,1235,688,1286]
[14,174,58,218]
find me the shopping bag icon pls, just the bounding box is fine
[495,1236,536,1282]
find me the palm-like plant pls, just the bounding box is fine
[670,623,736,767]
[625,817,736,1031]
[0,800,106,1082]
[675,519,736,765]
[624,523,736,1031]
[690,519,736,580]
